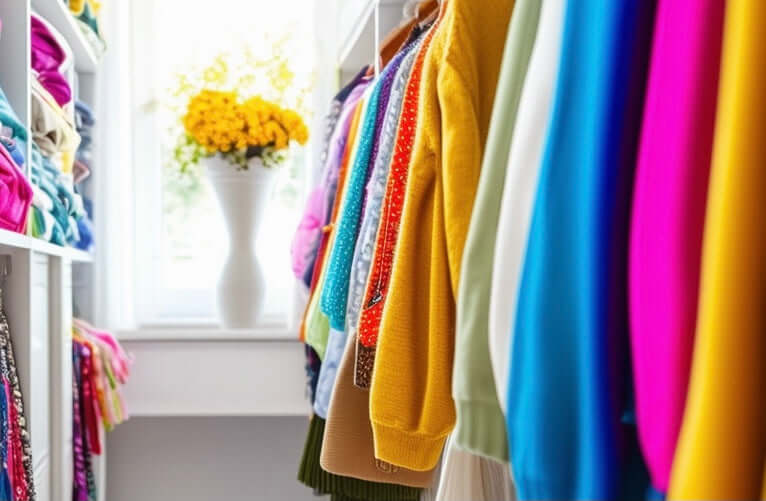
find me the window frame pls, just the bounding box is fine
[127,0,323,335]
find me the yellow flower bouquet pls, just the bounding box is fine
[182,89,309,169]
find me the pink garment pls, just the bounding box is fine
[291,187,325,278]
[74,318,132,382]
[0,143,32,233]
[289,78,370,282]
[628,0,724,492]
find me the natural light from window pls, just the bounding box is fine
[131,0,315,325]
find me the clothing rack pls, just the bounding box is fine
[295,0,766,499]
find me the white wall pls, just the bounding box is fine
[107,416,315,501]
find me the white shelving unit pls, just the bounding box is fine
[31,0,98,73]
[0,1,103,500]
[0,228,93,262]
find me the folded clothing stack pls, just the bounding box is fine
[64,0,107,58]
[28,13,89,248]
[27,144,85,246]
[0,88,33,234]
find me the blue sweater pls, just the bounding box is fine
[507,0,654,499]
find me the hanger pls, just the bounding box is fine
[366,0,439,76]
[414,0,439,28]
[418,6,438,28]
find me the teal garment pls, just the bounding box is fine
[320,75,383,331]
[313,40,420,418]
[507,0,655,499]
[452,0,541,463]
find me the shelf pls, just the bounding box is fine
[120,340,308,417]
[31,0,99,73]
[117,327,297,342]
[0,227,93,262]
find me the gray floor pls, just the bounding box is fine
[107,416,315,501]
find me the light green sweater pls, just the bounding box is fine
[452,0,542,462]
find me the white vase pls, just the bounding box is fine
[206,155,277,328]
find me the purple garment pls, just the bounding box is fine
[291,69,370,284]
[319,78,373,221]
[297,77,372,284]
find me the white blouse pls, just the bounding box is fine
[488,0,567,413]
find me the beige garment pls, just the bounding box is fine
[435,436,516,501]
[30,80,80,171]
[320,330,437,487]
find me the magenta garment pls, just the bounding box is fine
[31,15,72,107]
[628,0,725,492]
[0,143,32,233]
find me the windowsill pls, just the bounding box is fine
[117,326,299,342]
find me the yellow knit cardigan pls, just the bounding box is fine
[369,0,514,472]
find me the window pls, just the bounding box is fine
[129,0,316,328]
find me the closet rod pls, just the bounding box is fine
[373,0,381,77]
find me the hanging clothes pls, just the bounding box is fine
[320,74,388,331]
[628,0,724,494]
[321,330,435,489]
[352,17,439,387]
[295,0,766,497]
[451,0,540,464]
[0,290,35,501]
[315,18,440,495]
[303,96,367,361]
[369,0,513,472]
[292,67,369,289]
[71,319,131,500]
[314,28,427,414]
[345,29,427,390]
[488,0,567,416]
[507,0,655,498]
[72,342,93,501]
[297,18,440,501]
[0,374,11,501]
[435,436,515,501]
[667,0,766,497]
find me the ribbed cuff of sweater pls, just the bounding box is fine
[453,399,509,462]
[372,422,447,472]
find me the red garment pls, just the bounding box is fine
[357,26,435,348]
[7,379,27,501]
[81,341,102,455]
